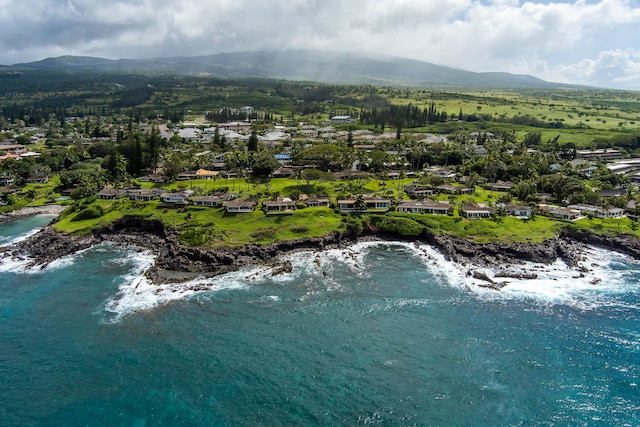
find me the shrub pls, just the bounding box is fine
[72,205,104,221]
[372,216,423,236]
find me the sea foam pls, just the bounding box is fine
[103,249,267,322]
[272,241,640,311]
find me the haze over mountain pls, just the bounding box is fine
[7,50,578,90]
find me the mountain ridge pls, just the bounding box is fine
[6,50,580,90]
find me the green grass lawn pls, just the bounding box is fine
[380,212,562,243]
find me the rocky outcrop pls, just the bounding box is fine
[421,229,585,268]
[560,227,640,259]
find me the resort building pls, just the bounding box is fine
[301,196,330,208]
[329,115,355,124]
[263,197,296,213]
[490,181,514,192]
[192,193,233,207]
[567,203,624,219]
[504,204,532,218]
[404,184,434,198]
[338,196,391,213]
[129,189,160,202]
[435,184,474,195]
[223,197,256,213]
[460,202,494,219]
[576,149,624,161]
[160,192,190,204]
[538,204,581,220]
[397,199,450,215]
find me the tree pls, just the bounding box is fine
[213,126,222,149]
[295,144,348,171]
[354,194,367,212]
[396,120,403,140]
[163,152,185,182]
[297,168,334,192]
[248,128,259,152]
[146,126,162,173]
[251,152,280,178]
[524,132,542,147]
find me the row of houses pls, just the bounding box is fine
[96,183,630,221]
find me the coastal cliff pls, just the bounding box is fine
[8,215,640,284]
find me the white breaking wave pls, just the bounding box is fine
[0,227,41,247]
[103,250,268,322]
[0,244,94,274]
[266,241,640,311]
[0,252,35,274]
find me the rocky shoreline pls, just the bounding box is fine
[5,214,640,284]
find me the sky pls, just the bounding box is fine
[1,0,640,90]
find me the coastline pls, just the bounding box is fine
[5,202,640,283]
[7,214,640,286]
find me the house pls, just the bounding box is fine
[263,197,296,213]
[329,115,355,124]
[177,127,201,143]
[460,202,494,219]
[576,149,624,161]
[274,154,292,164]
[192,193,232,207]
[490,181,514,192]
[567,203,624,219]
[211,153,227,169]
[271,167,295,178]
[599,188,626,198]
[160,192,190,204]
[397,199,450,215]
[240,106,254,115]
[222,170,240,179]
[129,189,159,202]
[138,174,169,183]
[0,174,14,186]
[435,184,474,195]
[25,174,49,184]
[195,169,219,180]
[538,204,580,220]
[0,186,20,204]
[404,184,434,198]
[626,200,640,221]
[424,166,456,180]
[301,196,330,208]
[177,170,198,180]
[220,121,252,131]
[504,204,532,218]
[338,196,391,213]
[223,197,256,213]
[97,187,121,200]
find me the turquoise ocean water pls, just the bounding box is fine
[1,216,639,426]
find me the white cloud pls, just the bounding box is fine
[0,0,639,89]
[551,48,640,87]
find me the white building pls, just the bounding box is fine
[329,116,355,124]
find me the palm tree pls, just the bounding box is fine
[354,194,367,212]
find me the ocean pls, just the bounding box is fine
[1,216,638,426]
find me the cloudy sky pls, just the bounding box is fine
[1,0,639,90]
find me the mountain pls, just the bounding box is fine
[8,50,572,90]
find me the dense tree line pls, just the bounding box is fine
[359,102,448,129]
